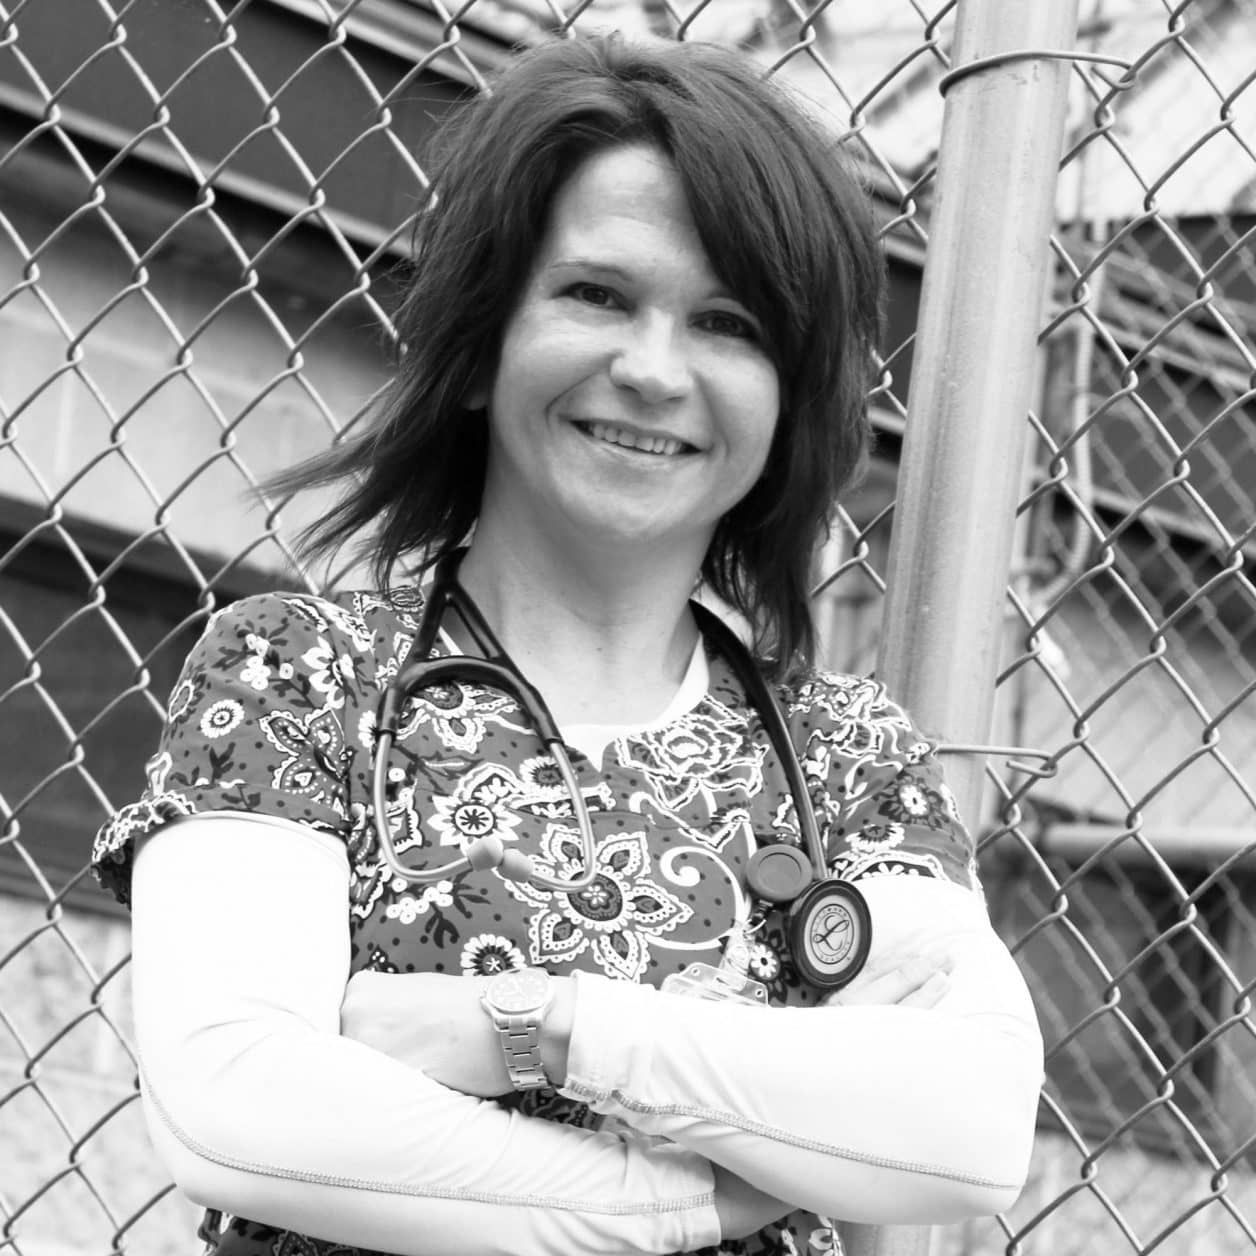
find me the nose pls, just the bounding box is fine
[608,316,692,405]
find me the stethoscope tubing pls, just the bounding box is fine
[368,552,828,900]
[371,562,599,892]
[689,603,829,883]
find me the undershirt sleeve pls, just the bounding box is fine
[130,813,720,1256]
[561,874,1044,1225]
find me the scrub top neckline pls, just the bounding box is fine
[436,622,710,769]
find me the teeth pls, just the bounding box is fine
[586,422,686,456]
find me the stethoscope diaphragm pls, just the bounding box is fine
[787,877,871,990]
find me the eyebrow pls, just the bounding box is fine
[545,257,633,280]
[545,256,743,304]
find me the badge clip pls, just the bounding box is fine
[662,961,768,1006]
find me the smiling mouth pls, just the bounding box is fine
[575,420,696,458]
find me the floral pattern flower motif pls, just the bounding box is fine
[877,773,957,832]
[378,781,427,856]
[272,1229,362,1256]
[302,638,357,708]
[748,940,782,981]
[517,754,567,802]
[520,778,618,823]
[426,763,524,850]
[787,672,884,724]
[240,654,271,691]
[200,699,244,739]
[357,587,424,629]
[503,1086,599,1129]
[385,878,454,924]
[145,750,173,795]
[364,945,398,974]
[770,792,810,847]
[746,923,804,1005]
[284,595,376,653]
[506,827,693,982]
[830,845,956,887]
[849,821,906,855]
[260,706,349,810]
[166,670,205,725]
[617,698,763,811]
[808,1223,846,1254]
[813,716,884,764]
[396,678,516,755]
[460,932,526,976]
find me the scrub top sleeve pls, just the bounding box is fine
[806,677,979,894]
[91,592,355,907]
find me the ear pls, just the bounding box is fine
[463,365,491,412]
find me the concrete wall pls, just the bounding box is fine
[0,897,198,1256]
[0,194,391,583]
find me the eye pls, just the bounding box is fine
[566,283,618,308]
[697,309,759,340]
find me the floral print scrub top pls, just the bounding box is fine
[92,587,979,1256]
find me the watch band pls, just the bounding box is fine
[481,967,553,1091]
[492,1013,549,1090]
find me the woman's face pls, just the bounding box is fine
[475,143,781,566]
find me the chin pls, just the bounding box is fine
[570,518,711,560]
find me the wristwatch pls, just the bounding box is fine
[480,966,554,1091]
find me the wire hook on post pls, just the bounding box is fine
[936,742,1059,779]
[937,49,1134,96]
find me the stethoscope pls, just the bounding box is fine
[371,550,871,990]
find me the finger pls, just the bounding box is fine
[842,956,934,1004]
[895,970,950,1010]
[846,951,954,987]
[824,958,947,1007]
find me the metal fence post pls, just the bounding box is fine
[841,3,1082,1256]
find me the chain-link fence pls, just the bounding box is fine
[1,0,1254,1253]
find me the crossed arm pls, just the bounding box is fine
[130,812,1043,1254]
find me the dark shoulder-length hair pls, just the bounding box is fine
[271,34,885,681]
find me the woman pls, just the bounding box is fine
[93,34,1043,1256]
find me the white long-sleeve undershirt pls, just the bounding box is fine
[130,812,1042,1253]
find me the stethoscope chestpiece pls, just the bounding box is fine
[787,877,871,991]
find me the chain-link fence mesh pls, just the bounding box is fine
[1,0,1254,1253]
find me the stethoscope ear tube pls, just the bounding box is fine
[689,606,830,877]
[370,650,595,891]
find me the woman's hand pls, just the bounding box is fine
[824,953,952,1010]
[341,970,513,1097]
[712,1162,793,1238]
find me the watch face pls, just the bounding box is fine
[488,967,550,1013]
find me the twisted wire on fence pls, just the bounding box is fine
[1,1,1253,1253]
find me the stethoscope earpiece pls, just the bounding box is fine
[465,834,506,872]
[497,848,534,882]
[464,836,534,882]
